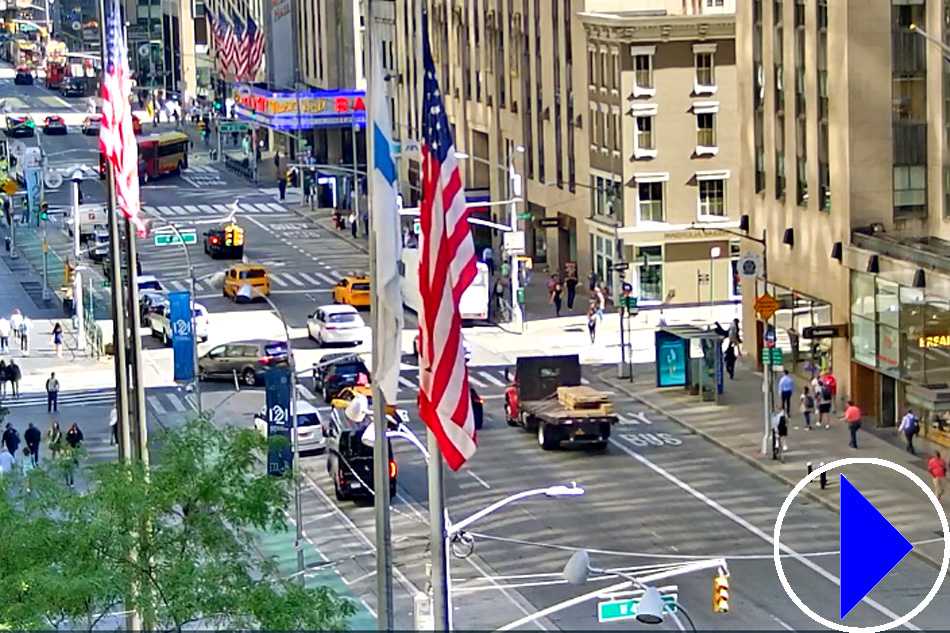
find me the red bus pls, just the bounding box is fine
[99,131,189,184]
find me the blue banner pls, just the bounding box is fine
[264,366,293,476]
[168,291,195,382]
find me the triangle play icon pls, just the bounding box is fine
[840,474,914,619]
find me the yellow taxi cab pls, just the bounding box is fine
[330,385,409,426]
[222,264,270,302]
[333,273,371,307]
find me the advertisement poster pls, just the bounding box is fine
[264,366,293,476]
[655,331,688,388]
[24,167,40,222]
[168,291,195,382]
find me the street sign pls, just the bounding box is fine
[2,180,17,195]
[761,347,784,365]
[612,262,630,272]
[535,217,560,228]
[44,171,63,189]
[154,231,197,246]
[219,122,250,133]
[803,324,849,339]
[754,292,780,320]
[503,230,526,254]
[621,282,633,293]
[764,329,776,348]
[620,295,638,311]
[516,212,531,220]
[598,594,678,622]
[737,253,762,278]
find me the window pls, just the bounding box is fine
[611,51,620,91]
[697,112,716,150]
[600,50,608,90]
[893,165,926,215]
[636,246,663,302]
[611,111,620,150]
[694,50,716,94]
[589,106,597,148]
[699,179,725,217]
[707,0,724,6]
[588,48,597,86]
[632,48,655,97]
[638,182,664,222]
[635,116,655,152]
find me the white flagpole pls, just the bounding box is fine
[366,0,395,628]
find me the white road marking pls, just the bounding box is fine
[467,374,487,389]
[478,371,505,387]
[270,274,288,288]
[167,395,186,412]
[297,272,321,285]
[468,471,491,489]
[283,273,305,287]
[608,439,921,630]
[147,395,166,415]
[398,375,416,389]
[315,271,337,284]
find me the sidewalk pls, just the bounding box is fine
[601,359,948,568]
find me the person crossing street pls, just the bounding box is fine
[46,372,60,412]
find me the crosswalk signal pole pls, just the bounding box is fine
[71,177,84,353]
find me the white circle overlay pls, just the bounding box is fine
[773,457,950,633]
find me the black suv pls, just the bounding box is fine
[13,67,32,85]
[312,353,370,402]
[60,76,85,97]
[198,339,290,386]
[326,421,396,501]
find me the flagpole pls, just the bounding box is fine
[366,0,395,628]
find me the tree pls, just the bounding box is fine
[0,418,357,631]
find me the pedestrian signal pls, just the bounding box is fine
[713,574,729,613]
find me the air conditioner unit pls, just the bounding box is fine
[543,107,550,120]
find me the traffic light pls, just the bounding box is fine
[39,200,48,220]
[213,99,222,112]
[64,261,74,285]
[713,574,730,613]
[224,225,233,247]
[232,225,244,246]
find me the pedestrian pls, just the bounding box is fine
[0,445,14,475]
[565,273,578,310]
[2,422,20,455]
[728,318,742,356]
[0,360,6,398]
[843,400,862,449]
[588,270,597,293]
[361,211,369,237]
[10,309,22,343]
[333,211,342,230]
[255,144,262,163]
[64,422,83,488]
[46,372,60,412]
[493,277,506,320]
[0,314,10,353]
[47,422,62,459]
[172,108,180,129]
[799,386,815,430]
[587,305,597,344]
[109,406,118,446]
[928,451,947,502]
[818,379,833,428]
[19,446,33,492]
[550,279,563,317]
[482,245,494,278]
[19,316,30,354]
[724,343,737,380]
[779,369,795,417]
[899,408,919,455]
[824,370,839,413]
[8,359,20,398]
[772,404,789,453]
[274,151,280,170]
[594,286,606,321]
[52,322,64,358]
[349,211,357,238]
[547,274,559,294]
[278,176,287,201]
[24,422,40,466]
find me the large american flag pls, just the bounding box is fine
[211,11,233,77]
[417,10,478,471]
[99,0,144,236]
[227,14,245,79]
[243,16,266,82]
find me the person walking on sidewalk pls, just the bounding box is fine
[824,369,838,413]
[0,445,14,475]
[24,422,40,466]
[482,245,494,278]
[779,370,795,417]
[278,176,286,201]
[724,343,737,380]
[274,151,280,170]
[109,406,118,446]
[550,279,563,317]
[799,386,815,430]
[46,372,60,412]
[2,422,20,456]
[0,360,7,399]
[64,422,83,488]
[843,400,862,449]
[46,422,62,460]
[10,309,22,344]
[565,273,578,310]
[817,378,832,428]
[771,404,789,454]
[52,322,64,359]
[728,319,742,356]
[19,316,31,354]
[594,286,606,321]
[899,408,919,455]
[0,314,10,353]
[349,211,358,238]
[8,360,20,398]
[587,305,597,344]
[928,451,947,502]
[19,446,33,492]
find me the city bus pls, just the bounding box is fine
[398,246,490,322]
[99,132,189,184]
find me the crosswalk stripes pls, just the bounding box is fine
[0,388,194,413]
[143,202,289,218]
[168,270,343,293]
[395,367,511,394]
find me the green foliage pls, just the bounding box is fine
[0,418,357,631]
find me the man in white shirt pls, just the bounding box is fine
[0,445,15,475]
[9,309,22,343]
[0,316,9,353]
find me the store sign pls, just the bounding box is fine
[919,336,950,349]
[232,86,367,131]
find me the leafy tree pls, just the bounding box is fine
[0,418,357,631]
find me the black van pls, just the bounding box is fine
[326,422,396,502]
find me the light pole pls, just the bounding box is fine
[69,175,85,352]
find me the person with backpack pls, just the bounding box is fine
[724,343,737,380]
[799,385,815,430]
[771,404,789,454]
[899,408,919,455]
[818,379,833,428]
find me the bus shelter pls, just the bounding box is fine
[654,325,723,404]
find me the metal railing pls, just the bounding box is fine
[223,154,258,184]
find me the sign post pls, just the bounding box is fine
[264,366,293,476]
[168,291,195,383]
[597,592,678,623]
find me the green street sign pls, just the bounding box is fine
[517,213,531,220]
[761,347,784,365]
[220,122,249,133]
[154,231,197,246]
[620,295,638,310]
[598,594,677,622]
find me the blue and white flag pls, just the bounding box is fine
[168,291,195,382]
[371,28,403,405]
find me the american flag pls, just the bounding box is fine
[211,11,233,77]
[244,16,266,81]
[227,14,245,79]
[417,10,478,471]
[99,0,144,236]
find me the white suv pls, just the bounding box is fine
[147,300,210,345]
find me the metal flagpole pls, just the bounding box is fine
[123,216,149,466]
[366,0,394,627]
[415,1,450,628]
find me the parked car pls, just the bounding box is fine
[307,304,368,347]
[43,115,67,135]
[312,353,370,402]
[253,400,326,454]
[197,339,290,386]
[326,418,396,501]
[138,291,167,327]
[147,300,210,345]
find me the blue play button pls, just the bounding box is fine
[840,474,914,619]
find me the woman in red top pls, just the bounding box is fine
[928,452,947,502]
[842,401,861,449]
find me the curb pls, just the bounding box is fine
[600,368,945,571]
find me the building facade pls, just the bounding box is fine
[737,0,950,440]
[394,0,741,304]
